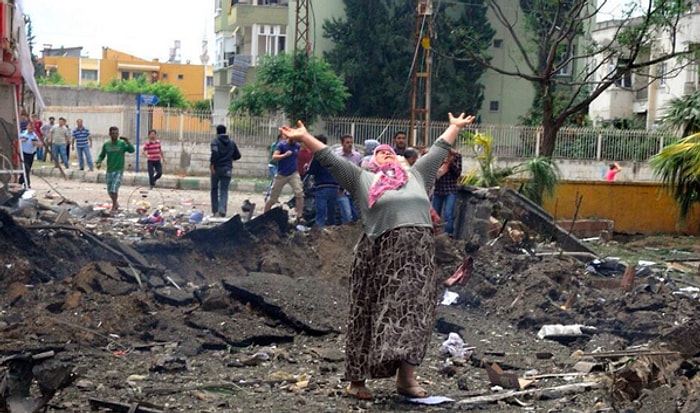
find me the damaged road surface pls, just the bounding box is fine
[1,184,700,413]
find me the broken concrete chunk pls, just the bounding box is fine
[222,273,347,335]
[152,287,197,307]
[150,354,188,373]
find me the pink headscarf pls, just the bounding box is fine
[367,145,408,208]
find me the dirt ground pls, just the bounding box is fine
[1,175,699,412]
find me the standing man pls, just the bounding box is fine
[392,131,408,157]
[41,116,55,163]
[209,125,242,217]
[95,127,135,212]
[31,114,44,161]
[263,132,305,223]
[49,117,70,169]
[334,134,362,221]
[143,129,166,189]
[264,134,283,201]
[18,122,42,188]
[432,150,462,236]
[71,118,93,171]
[334,134,363,166]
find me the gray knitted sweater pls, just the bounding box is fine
[314,138,452,240]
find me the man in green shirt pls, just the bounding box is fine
[95,126,135,211]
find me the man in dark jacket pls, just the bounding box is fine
[306,135,352,227]
[210,124,241,217]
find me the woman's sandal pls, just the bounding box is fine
[345,384,373,400]
[397,385,428,398]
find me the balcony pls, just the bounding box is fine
[229,3,288,26]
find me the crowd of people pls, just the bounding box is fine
[15,112,155,212]
[15,111,469,231]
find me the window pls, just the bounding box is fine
[493,39,503,48]
[256,24,286,57]
[161,73,168,79]
[121,71,130,80]
[489,101,499,112]
[133,72,143,79]
[80,69,98,81]
[206,76,214,87]
[614,58,632,88]
[555,45,575,76]
[658,62,667,86]
[177,74,184,80]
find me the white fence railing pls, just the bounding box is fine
[42,107,673,162]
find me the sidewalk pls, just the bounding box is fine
[31,164,281,195]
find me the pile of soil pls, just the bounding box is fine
[1,206,699,412]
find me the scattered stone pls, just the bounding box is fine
[150,355,188,373]
[153,287,197,307]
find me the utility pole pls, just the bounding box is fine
[292,0,311,122]
[294,0,311,56]
[409,0,433,147]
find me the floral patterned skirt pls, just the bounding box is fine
[344,226,438,380]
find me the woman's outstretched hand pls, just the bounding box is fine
[279,121,308,140]
[449,112,476,128]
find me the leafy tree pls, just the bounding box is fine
[460,131,559,205]
[190,99,213,113]
[651,132,700,221]
[661,90,700,138]
[449,0,695,157]
[432,1,494,117]
[36,72,66,85]
[102,76,188,108]
[323,0,493,118]
[229,52,349,126]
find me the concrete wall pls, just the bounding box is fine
[39,85,137,107]
[89,135,269,179]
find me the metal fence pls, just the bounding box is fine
[324,116,672,162]
[43,107,674,162]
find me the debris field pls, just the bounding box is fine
[1,183,699,413]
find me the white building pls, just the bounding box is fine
[589,7,700,130]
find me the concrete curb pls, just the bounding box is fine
[31,166,280,194]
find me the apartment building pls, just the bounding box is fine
[589,9,700,129]
[212,0,290,123]
[213,0,562,125]
[41,47,214,102]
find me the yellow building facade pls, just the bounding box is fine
[42,47,213,102]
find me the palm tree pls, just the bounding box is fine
[459,132,559,206]
[650,132,700,221]
[662,91,700,138]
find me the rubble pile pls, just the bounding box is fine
[0,187,699,412]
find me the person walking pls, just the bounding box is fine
[263,132,305,224]
[209,125,242,217]
[18,122,42,188]
[41,116,55,163]
[264,134,283,201]
[95,127,135,212]
[71,118,94,171]
[143,129,166,189]
[278,111,475,400]
[49,117,70,169]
